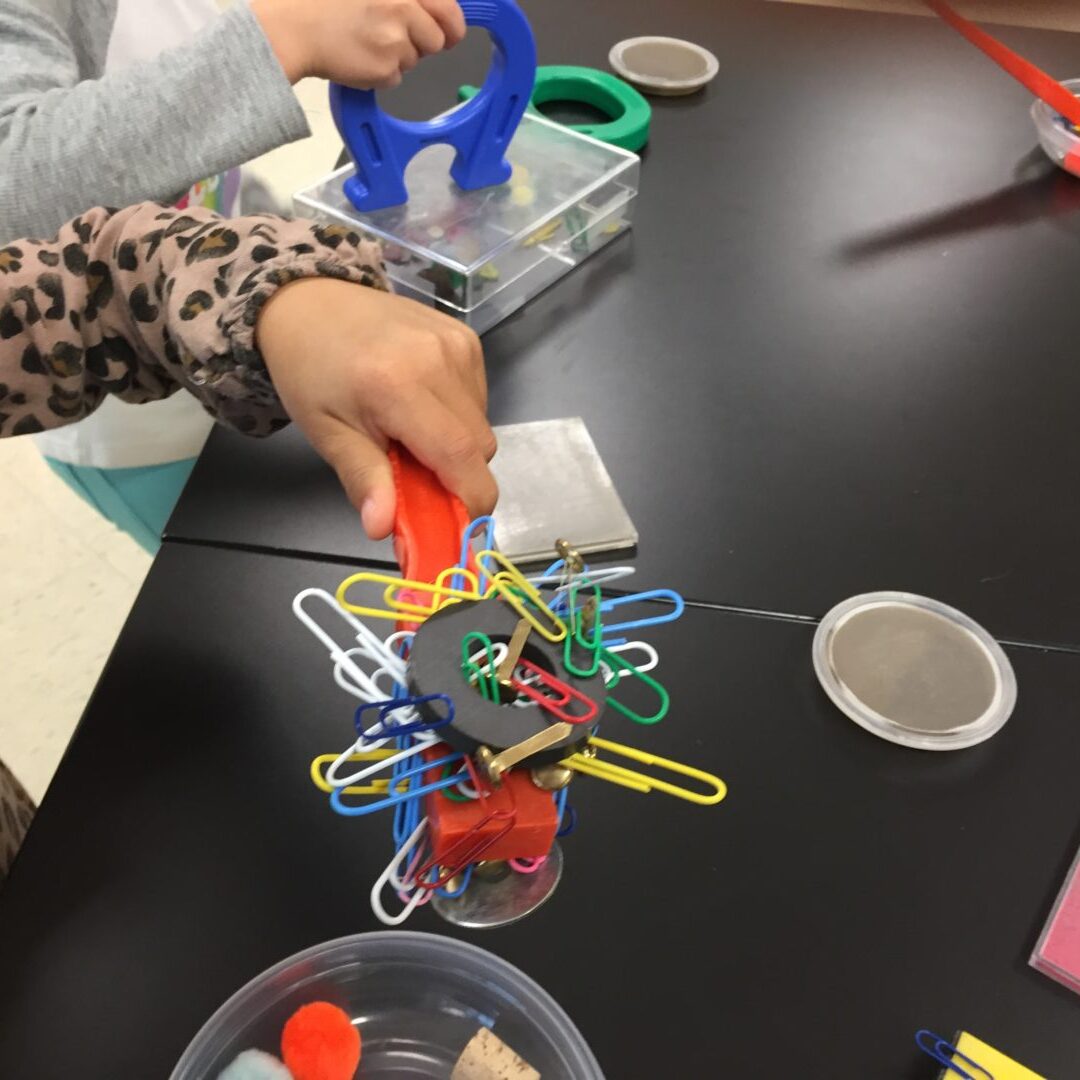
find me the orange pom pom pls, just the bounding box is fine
[281,1001,361,1080]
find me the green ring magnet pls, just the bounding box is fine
[459,64,650,152]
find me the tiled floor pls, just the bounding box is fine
[3,1,1078,806]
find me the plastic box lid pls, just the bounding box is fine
[294,109,640,316]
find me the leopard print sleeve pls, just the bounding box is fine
[0,204,390,438]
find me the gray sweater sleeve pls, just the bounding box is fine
[0,1,311,242]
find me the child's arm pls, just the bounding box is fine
[0,3,308,239]
[0,203,496,537]
[0,0,465,240]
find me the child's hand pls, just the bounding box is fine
[253,0,466,89]
[255,280,497,540]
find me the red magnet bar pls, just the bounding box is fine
[389,446,472,630]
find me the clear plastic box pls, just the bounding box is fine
[295,111,640,334]
[1031,78,1080,179]
[171,931,604,1079]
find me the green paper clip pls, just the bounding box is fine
[600,646,670,725]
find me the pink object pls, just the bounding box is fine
[1031,844,1080,996]
[509,856,548,875]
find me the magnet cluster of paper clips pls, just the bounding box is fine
[294,518,727,927]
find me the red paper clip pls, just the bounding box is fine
[511,659,598,724]
[414,751,516,891]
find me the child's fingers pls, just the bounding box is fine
[433,380,497,462]
[404,5,447,57]
[419,0,466,47]
[311,420,397,539]
[423,311,487,411]
[386,387,498,517]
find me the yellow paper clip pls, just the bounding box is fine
[336,569,480,621]
[310,751,395,796]
[476,549,567,642]
[563,736,727,805]
[383,566,481,616]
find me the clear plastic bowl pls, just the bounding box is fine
[171,931,604,1079]
[1031,78,1080,178]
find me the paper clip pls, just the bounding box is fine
[476,549,567,642]
[414,784,516,892]
[384,565,482,617]
[436,861,473,898]
[454,515,497,592]
[354,693,454,743]
[509,856,547,874]
[293,588,409,700]
[330,749,469,817]
[511,659,598,724]
[597,589,685,639]
[563,581,603,679]
[371,817,430,926]
[529,562,637,592]
[461,631,500,702]
[314,734,440,794]
[602,640,659,681]
[914,1031,995,1080]
[392,739,425,849]
[555,786,577,837]
[335,569,480,622]
[599,646,669,724]
[311,748,397,795]
[564,736,727,805]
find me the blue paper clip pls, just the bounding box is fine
[914,1030,995,1080]
[436,861,473,899]
[454,515,497,592]
[354,693,455,743]
[330,750,468,817]
[392,746,418,846]
[597,589,685,640]
[554,786,577,837]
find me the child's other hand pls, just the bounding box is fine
[253,0,466,89]
[256,280,497,540]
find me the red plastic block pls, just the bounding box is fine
[422,744,558,863]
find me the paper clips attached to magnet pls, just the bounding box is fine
[330,748,471,817]
[564,736,727,806]
[511,659,598,724]
[335,569,481,622]
[476,549,567,642]
[596,588,685,644]
[354,693,455,743]
[454,515,497,592]
[599,645,670,724]
[563,580,603,678]
[310,749,395,795]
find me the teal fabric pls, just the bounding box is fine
[44,457,197,555]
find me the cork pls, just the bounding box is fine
[451,1027,541,1080]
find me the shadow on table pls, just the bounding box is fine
[836,151,1080,262]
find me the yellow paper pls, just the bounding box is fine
[952,1032,1046,1080]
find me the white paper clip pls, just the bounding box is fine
[371,817,430,926]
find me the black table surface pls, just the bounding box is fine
[2,542,1080,1077]
[166,0,1080,649]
